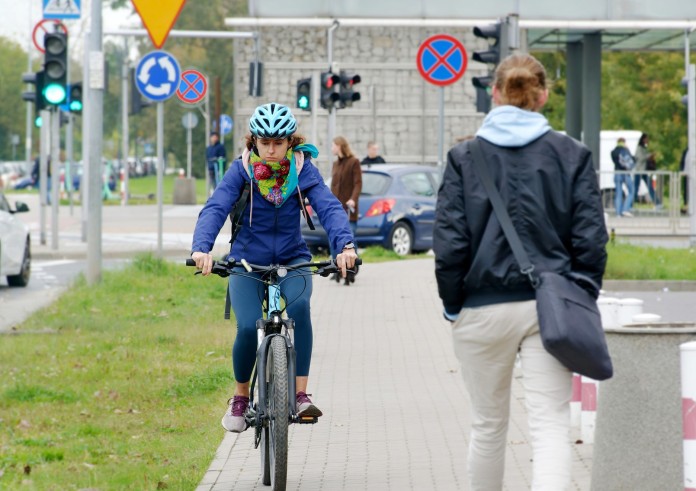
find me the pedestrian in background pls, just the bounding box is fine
[206,131,227,194]
[433,53,608,490]
[633,133,656,205]
[361,141,386,166]
[331,136,362,284]
[610,137,635,217]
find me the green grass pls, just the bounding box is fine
[604,242,696,280]
[125,175,209,205]
[0,254,233,490]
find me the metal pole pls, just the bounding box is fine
[687,64,696,246]
[204,88,211,195]
[51,109,60,250]
[437,87,445,169]
[81,30,90,242]
[25,15,33,175]
[187,124,192,177]
[326,20,339,172]
[157,102,164,256]
[67,114,74,215]
[87,0,104,284]
[311,70,319,168]
[121,60,129,205]
[39,110,49,246]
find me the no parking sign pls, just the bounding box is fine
[416,34,468,86]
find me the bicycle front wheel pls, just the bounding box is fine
[260,336,288,489]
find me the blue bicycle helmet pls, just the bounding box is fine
[249,103,297,139]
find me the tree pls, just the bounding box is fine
[0,38,33,160]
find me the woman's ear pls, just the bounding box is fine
[492,85,501,105]
[536,89,549,110]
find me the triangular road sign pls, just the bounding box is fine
[131,0,187,49]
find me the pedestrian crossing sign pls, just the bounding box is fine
[43,0,81,20]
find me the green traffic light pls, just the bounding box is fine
[298,95,309,110]
[44,83,67,105]
[70,100,83,112]
[35,116,42,128]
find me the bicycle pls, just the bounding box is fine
[186,256,361,490]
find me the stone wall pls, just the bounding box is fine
[232,25,489,174]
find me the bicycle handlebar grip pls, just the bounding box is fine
[185,259,196,267]
[355,258,362,266]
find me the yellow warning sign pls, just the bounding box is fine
[131,0,187,49]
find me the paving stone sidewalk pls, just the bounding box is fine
[196,259,592,491]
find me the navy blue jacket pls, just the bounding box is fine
[206,142,227,170]
[192,155,354,265]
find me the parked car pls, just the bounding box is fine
[0,190,31,286]
[302,164,440,255]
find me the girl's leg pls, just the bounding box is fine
[228,269,265,396]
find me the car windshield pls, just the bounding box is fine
[361,173,390,196]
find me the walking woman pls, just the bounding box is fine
[330,136,362,284]
[191,103,357,432]
[433,54,608,489]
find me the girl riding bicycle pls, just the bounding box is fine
[191,103,358,432]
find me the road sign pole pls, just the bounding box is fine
[157,102,164,257]
[187,124,192,178]
[121,59,130,206]
[51,108,60,251]
[438,87,445,169]
[687,64,696,246]
[39,110,50,246]
[67,113,74,215]
[204,91,211,195]
[86,0,104,285]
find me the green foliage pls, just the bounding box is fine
[0,38,33,160]
[534,50,691,170]
[605,242,696,280]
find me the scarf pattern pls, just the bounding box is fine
[249,148,298,206]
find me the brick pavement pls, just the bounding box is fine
[196,259,592,491]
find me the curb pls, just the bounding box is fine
[603,280,696,292]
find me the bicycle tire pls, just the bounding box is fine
[266,336,289,489]
[261,426,271,485]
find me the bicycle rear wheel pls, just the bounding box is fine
[260,336,288,489]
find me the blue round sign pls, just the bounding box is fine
[416,34,468,87]
[220,114,233,135]
[135,50,181,102]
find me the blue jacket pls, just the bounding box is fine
[192,155,354,265]
[206,142,227,169]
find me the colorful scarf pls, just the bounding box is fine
[249,147,298,206]
[247,144,319,207]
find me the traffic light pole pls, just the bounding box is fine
[67,113,75,214]
[311,71,320,170]
[86,0,105,284]
[51,108,60,250]
[39,110,50,246]
[121,60,130,205]
[326,21,339,173]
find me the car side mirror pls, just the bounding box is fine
[13,201,29,213]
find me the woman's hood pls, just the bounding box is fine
[476,105,551,147]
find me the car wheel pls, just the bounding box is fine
[389,222,412,256]
[7,239,30,287]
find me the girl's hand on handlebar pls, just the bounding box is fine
[191,251,214,276]
[335,248,358,278]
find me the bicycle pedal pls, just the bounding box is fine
[297,415,318,424]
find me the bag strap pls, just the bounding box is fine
[469,139,539,287]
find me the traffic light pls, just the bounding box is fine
[320,71,340,110]
[471,22,507,114]
[22,70,47,113]
[338,71,361,108]
[472,75,493,114]
[42,31,68,106]
[296,77,311,111]
[129,68,153,115]
[68,82,82,114]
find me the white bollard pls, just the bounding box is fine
[632,313,662,324]
[570,373,582,428]
[680,341,696,491]
[581,376,599,444]
[597,296,619,328]
[618,298,644,326]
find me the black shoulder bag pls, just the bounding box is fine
[468,139,613,381]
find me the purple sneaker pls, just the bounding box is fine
[296,391,323,418]
[221,395,249,432]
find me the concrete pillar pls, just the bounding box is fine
[565,41,583,141]
[582,33,602,171]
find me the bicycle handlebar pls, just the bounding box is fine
[185,257,362,278]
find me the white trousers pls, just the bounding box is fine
[451,300,572,491]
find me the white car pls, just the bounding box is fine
[0,191,31,287]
